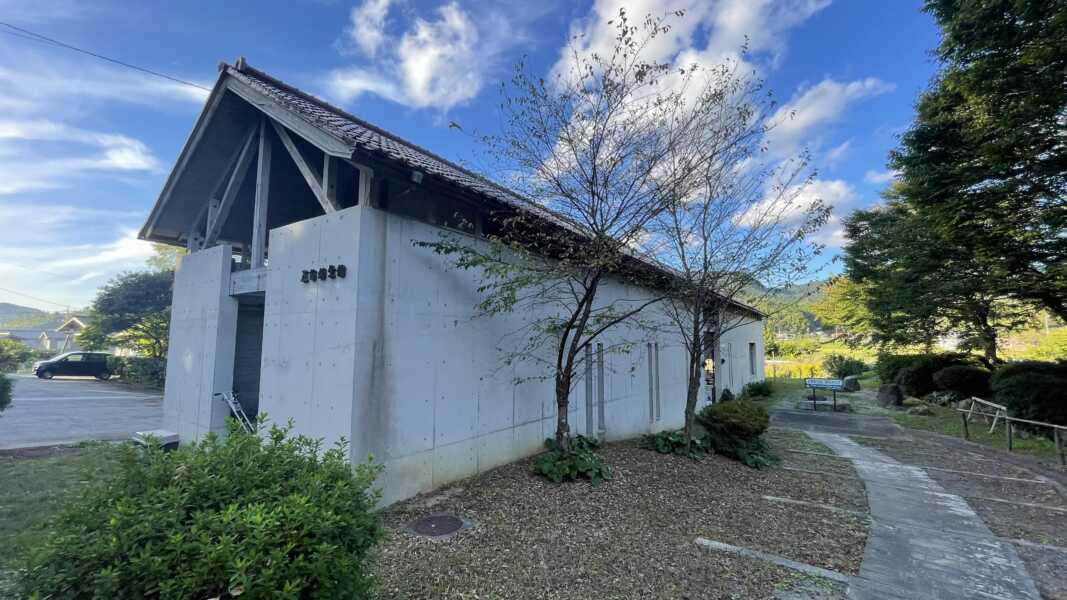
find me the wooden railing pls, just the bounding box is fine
[956,397,1067,466]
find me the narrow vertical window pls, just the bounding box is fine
[654,342,661,421]
[647,342,655,422]
[749,342,756,376]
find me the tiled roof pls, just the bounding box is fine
[225,61,764,319]
[229,63,574,232]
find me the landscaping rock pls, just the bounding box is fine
[902,397,923,407]
[877,383,904,407]
[842,376,862,392]
[907,404,935,416]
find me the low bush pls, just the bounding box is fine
[992,372,1067,430]
[882,353,976,397]
[696,401,777,468]
[822,354,866,379]
[719,388,735,402]
[933,365,991,398]
[639,430,708,458]
[0,372,11,412]
[19,421,383,599]
[107,356,166,388]
[534,435,611,484]
[989,360,1067,389]
[740,380,774,400]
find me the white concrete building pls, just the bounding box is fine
[140,60,765,505]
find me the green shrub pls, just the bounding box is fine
[933,365,991,398]
[534,435,611,484]
[992,373,1067,430]
[696,401,777,468]
[719,388,735,402]
[639,430,707,458]
[822,354,866,378]
[884,354,976,397]
[19,421,383,599]
[107,356,166,388]
[990,360,1067,389]
[0,372,11,412]
[740,380,774,399]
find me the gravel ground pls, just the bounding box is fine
[370,436,868,599]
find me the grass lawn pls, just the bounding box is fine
[889,404,1065,465]
[0,445,121,593]
[767,374,1066,467]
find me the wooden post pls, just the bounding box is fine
[1005,420,1013,452]
[251,117,272,269]
[1055,428,1065,467]
[960,411,970,440]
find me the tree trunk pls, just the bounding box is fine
[554,369,572,450]
[682,309,704,449]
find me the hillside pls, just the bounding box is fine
[0,303,64,329]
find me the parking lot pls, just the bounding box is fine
[0,375,162,450]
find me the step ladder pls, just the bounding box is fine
[214,391,254,433]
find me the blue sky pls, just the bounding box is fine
[0,0,941,311]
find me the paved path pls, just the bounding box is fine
[0,375,161,450]
[809,432,1041,600]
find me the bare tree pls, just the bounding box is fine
[652,61,830,447]
[422,11,712,449]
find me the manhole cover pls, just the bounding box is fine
[408,514,465,538]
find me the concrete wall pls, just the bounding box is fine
[714,316,765,400]
[162,244,238,441]
[254,204,768,505]
[168,203,765,506]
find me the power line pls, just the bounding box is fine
[0,286,71,311]
[0,22,211,92]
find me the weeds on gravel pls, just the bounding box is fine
[639,430,709,459]
[534,435,612,485]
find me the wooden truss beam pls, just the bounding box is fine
[204,123,259,247]
[270,119,337,213]
[251,116,272,268]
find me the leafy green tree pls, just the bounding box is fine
[75,322,110,351]
[844,195,1029,364]
[889,0,1067,320]
[90,271,173,360]
[809,277,875,346]
[146,243,186,271]
[0,338,32,372]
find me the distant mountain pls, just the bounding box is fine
[0,303,64,329]
[747,279,827,303]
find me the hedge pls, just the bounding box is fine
[932,365,991,398]
[877,353,975,397]
[107,356,166,389]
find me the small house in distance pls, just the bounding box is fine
[139,59,765,504]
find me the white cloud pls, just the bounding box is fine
[767,77,894,157]
[0,52,208,117]
[825,139,851,165]
[736,178,859,248]
[554,0,832,85]
[328,0,525,110]
[864,169,899,184]
[0,203,154,309]
[343,0,394,57]
[0,119,161,194]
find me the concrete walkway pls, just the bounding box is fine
[0,375,161,450]
[809,432,1041,600]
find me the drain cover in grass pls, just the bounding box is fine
[408,514,465,538]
